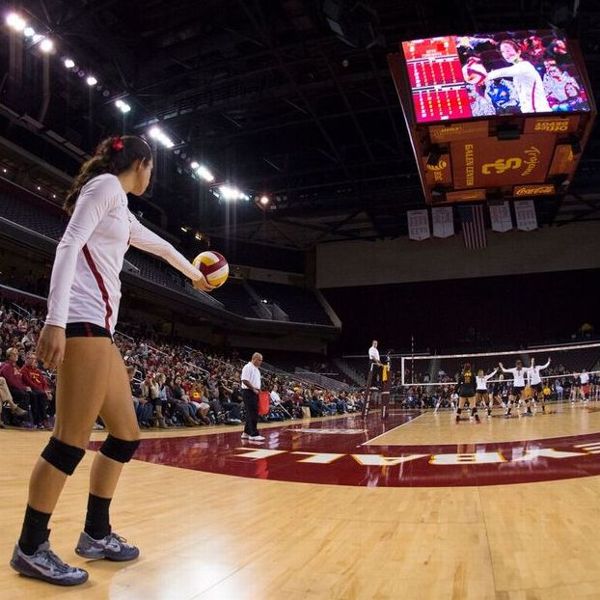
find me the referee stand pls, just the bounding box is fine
[362,352,391,418]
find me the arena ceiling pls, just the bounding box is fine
[2,0,600,250]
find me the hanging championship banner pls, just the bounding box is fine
[489,202,513,233]
[407,209,430,241]
[431,206,454,238]
[514,200,538,231]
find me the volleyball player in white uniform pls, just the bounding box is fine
[474,367,498,417]
[578,369,591,402]
[527,357,551,413]
[10,136,212,586]
[499,359,529,416]
[485,39,551,113]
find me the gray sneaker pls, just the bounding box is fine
[75,531,139,562]
[10,541,89,586]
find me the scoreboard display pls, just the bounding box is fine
[389,30,596,204]
[403,36,471,122]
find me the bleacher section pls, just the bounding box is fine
[125,250,189,292]
[248,280,331,325]
[0,192,66,240]
[210,280,256,318]
[0,186,339,329]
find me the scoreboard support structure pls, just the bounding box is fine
[388,32,596,205]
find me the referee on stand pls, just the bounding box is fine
[368,340,382,389]
[241,352,265,442]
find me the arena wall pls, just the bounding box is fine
[316,221,600,288]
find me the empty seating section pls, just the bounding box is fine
[0,193,66,240]
[248,280,331,325]
[125,249,188,291]
[0,190,332,326]
[210,281,256,317]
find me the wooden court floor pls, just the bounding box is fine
[2,403,600,599]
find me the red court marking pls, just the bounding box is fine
[90,413,600,487]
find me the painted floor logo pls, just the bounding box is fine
[106,413,600,488]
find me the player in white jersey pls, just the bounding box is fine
[499,359,530,417]
[10,136,212,586]
[575,369,591,402]
[474,367,498,417]
[485,39,551,113]
[527,357,551,413]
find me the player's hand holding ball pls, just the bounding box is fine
[192,251,229,292]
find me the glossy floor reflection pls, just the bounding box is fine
[94,404,600,487]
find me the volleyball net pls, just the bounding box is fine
[399,342,600,388]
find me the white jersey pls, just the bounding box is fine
[503,367,527,387]
[46,174,203,333]
[580,372,590,385]
[241,362,261,390]
[476,369,497,391]
[487,60,551,113]
[368,346,380,362]
[527,360,550,386]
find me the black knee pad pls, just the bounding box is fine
[99,435,140,463]
[41,436,86,475]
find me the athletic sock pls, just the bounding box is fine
[18,505,51,555]
[84,494,112,540]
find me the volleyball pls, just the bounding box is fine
[192,251,229,289]
[462,59,487,85]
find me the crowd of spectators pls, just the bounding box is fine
[0,295,364,431]
[2,292,596,427]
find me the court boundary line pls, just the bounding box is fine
[361,411,427,446]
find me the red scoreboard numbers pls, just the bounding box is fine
[403,36,471,122]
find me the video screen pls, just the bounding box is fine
[402,31,591,123]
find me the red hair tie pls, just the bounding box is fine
[112,136,125,151]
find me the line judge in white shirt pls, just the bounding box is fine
[368,340,382,390]
[241,352,265,441]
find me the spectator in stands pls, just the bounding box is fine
[336,391,348,414]
[309,388,325,417]
[227,382,244,422]
[0,347,34,422]
[141,373,167,428]
[280,387,296,418]
[323,392,338,415]
[189,380,211,424]
[555,380,564,401]
[164,376,196,426]
[215,380,242,424]
[0,374,28,425]
[129,366,152,428]
[21,352,53,428]
[21,329,36,351]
